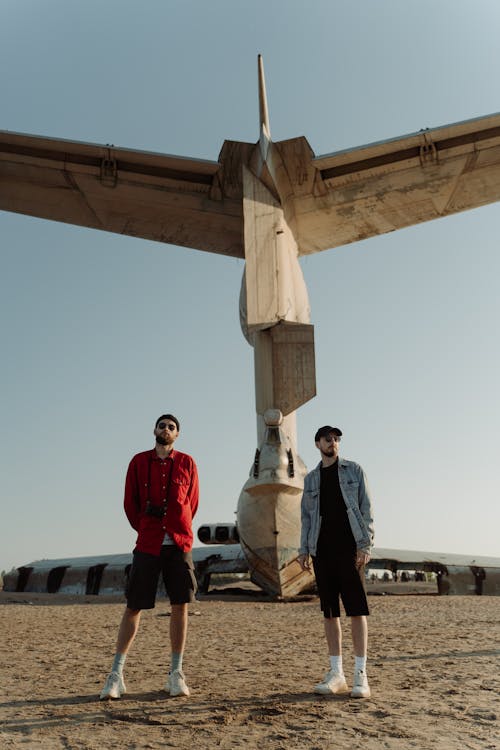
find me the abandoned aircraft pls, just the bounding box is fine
[2,58,500,596]
[4,536,500,597]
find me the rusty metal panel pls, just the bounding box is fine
[270,321,316,416]
[483,570,500,595]
[99,565,128,596]
[253,322,316,416]
[437,566,476,595]
[58,568,87,595]
[24,570,51,593]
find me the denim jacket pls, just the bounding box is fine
[299,457,374,557]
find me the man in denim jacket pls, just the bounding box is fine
[298,425,374,698]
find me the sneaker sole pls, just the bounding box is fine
[99,685,125,700]
[314,684,349,695]
[163,683,190,697]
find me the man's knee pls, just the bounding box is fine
[124,607,142,619]
[350,615,367,625]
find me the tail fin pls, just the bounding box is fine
[258,54,271,140]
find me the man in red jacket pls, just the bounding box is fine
[100,413,199,700]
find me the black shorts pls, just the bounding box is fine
[312,554,369,618]
[126,545,197,610]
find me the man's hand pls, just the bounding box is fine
[297,553,311,571]
[356,550,371,568]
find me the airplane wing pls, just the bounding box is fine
[192,543,500,576]
[194,545,500,597]
[369,547,500,572]
[369,547,500,595]
[4,543,500,596]
[0,130,250,258]
[2,111,500,257]
[283,111,500,255]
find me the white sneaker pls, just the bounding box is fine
[351,669,371,698]
[166,669,190,697]
[314,669,349,695]
[100,671,126,700]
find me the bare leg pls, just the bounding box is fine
[324,616,342,655]
[351,615,368,657]
[313,616,348,693]
[116,607,142,654]
[170,603,188,654]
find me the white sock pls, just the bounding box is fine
[354,655,367,673]
[329,655,343,674]
[111,653,126,676]
[171,652,183,673]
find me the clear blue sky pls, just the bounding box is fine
[1,0,500,573]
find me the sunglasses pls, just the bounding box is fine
[157,422,177,431]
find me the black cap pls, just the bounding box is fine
[314,425,342,441]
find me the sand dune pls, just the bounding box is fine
[1,591,498,749]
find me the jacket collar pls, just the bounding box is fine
[151,448,176,461]
[314,456,347,472]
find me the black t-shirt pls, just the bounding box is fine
[316,460,356,560]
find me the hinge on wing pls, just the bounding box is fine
[209,171,223,201]
[312,169,327,196]
[419,130,438,166]
[100,147,117,187]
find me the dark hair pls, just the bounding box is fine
[155,414,180,431]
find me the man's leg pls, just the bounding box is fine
[324,615,342,656]
[101,549,160,700]
[314,617,348,694]
[100,608,142,700]
[350,615,370,698]
[325,616,346,676]
[170,603,188,654]
[311,555,348,694]
[163,545,196,697]
[350,615,368,657]
[117,607,142,653]
[167,603,190,696]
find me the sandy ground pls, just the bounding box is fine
[1,589,499,750]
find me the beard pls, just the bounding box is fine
[156,435,169,446]
[321,446,338,460]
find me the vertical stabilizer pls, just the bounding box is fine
[258,54,271,140]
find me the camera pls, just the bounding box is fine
[145,501,165,519]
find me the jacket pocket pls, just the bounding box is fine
[172,477,190,502]
[303,490,319,511]
[344,480,359,496]
[346,505,369,545]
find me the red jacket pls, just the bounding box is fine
[124,448,199,554]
